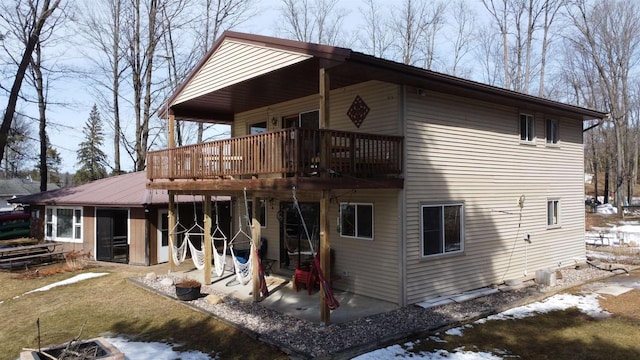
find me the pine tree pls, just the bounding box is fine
[75,104,109,184]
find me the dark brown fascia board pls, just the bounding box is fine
[348,52,607,121]
[168,107,234,124]
[159,31,352,119]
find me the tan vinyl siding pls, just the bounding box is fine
[330,190,400,303]
[83,206,95,256]
[234,81,400,136]
[404,90,585,304]
[174,40,312,105]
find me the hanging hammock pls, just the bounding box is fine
[169,202,189,266]
[292,186,340,310]
[212,201,228,277]
[184,196,207,270]
[230,244,253,285]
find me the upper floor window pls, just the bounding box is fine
[250,121,267,134]
[421,203,464,257]
[46,207,82,243]
[340,203,373,239]
[520,113,535,142]
[546,119,559,144]
[284,110,319,129]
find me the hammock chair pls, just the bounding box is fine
[292,187,340,310]
[169,202,189,266]
[211,200,228,277]
[228,188,269,297]
[228,188,254,285]
[185,196,207,270]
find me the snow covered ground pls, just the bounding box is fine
[586,220,640,246]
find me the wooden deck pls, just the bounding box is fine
[147,129,403,191]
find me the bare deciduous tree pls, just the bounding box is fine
[0,0,64,170]
[278,0,346,45]
[566,0,640,210]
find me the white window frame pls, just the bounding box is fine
[546,118,559,145]
[45,206,82,243]
[420,202,464,257]
[339,202,374,240]
[547,198,561,228]
[520,113,536,143]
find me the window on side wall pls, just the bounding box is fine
[520,113,535,143]
[547,199,560,227]
[45,206,82,243]
[546,119,559,144]
[340,203,373,240]
[421,203,463,257]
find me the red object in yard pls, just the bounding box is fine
[294,267,318,295]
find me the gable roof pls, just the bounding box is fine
[165,31,606,123]
[11,171,228,207]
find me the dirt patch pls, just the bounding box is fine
[600,289,640,322]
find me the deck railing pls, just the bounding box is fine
[147,128,403,180]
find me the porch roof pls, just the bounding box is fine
[164,31,606,124]
[11,171,229,207]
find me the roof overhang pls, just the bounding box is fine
[163,31,606,124]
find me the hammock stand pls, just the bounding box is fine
[292,187,340,310]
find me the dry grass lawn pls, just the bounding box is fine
[407,283,640,359]
[0,263,287,359]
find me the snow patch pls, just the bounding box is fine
[106,337,215,360]
[24,273,109,295]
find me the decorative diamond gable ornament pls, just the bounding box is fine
[346,95,370,128]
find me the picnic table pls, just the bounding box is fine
[0,241,66,269]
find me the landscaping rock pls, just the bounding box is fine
[145,272,157,281]
[160,277,174,286]
[205,294,223,305]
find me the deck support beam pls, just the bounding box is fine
[204,195,212,285]
[168,191,175,272]
[319,67,331,324]
[251,195,261,302]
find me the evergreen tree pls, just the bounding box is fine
[75,104,108,184]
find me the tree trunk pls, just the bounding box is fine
[0,0,62,167]
[604,161,609,204]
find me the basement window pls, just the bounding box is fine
[421,203,464,257]
[340,203,373,240]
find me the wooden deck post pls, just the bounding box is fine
[251,196,261,302]
[319,68,330,174]
[319,67,331,324]
[168,112,175,179]
[168,191,175,272]
[204,195,212,285]
[320,190,331,324]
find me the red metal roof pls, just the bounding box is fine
[11,171,228,207]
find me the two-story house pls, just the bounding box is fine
[147,31,605,322]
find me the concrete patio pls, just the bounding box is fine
[169,261,399,324]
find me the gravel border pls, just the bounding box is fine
[130,263,629,359]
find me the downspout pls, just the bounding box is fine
[400,84,408,307]
[582,116,606,133]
